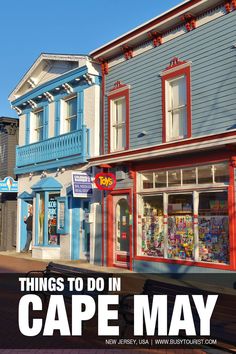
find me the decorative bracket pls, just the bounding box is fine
[83,74,93,85]
[122,45,133,60]
[44,91,54,102]
[27,99,37,109]
[225,0,236,12]
[148,31,162,47]
[13,106,22,115]
[98,59,109,75]
[62,83,73,94]
[181,14,197,31]
[230,157,236,168]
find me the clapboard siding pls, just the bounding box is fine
[104,11,236,152]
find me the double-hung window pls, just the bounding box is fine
[65,96,77,132]
[167,76,187,140]
[161,60,191,143]
[35,109,44,142]
[108,82,129,153]
[111,97,126,151]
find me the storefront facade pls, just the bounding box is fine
[90,0,236,272]
[9,54,102,262]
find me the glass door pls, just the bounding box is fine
[113,194,130,268]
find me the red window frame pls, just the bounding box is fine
[108,86,130,153]
[161,64,192,143]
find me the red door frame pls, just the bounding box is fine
[107,189,133,270]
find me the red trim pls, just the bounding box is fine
[90,130,236,164]
[162,65,192,143]
[107,189,133,270]
[134,256,231,270]
[229,160,236,270]
[101,190,104,266]
[91,0,205,58]
[101,68,105,155]
[107,87,130,154]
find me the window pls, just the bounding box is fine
[111,97,126,151]
[161,61,191,143]
[65,96,77,132]
[108,83,129,153]
[35,109,44,142]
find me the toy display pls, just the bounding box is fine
[198,215,229,264]
[141,202,164,257]
[167,215,194,260]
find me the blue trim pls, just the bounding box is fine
[77,91,84,129]
[56,197,69,234]
[25,111,30,145]
[12,67,89,106]
[44,192,49,246]
[31,177,62,192]
[71,197,80,260]
[18,191,34,200]
[20,200,29,250]
[55,99,61,136]
[35,193,40,245]
[44,105,49,139]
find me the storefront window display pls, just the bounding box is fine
[48,193,60,245]
[138,162,229,265]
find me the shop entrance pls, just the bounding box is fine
[112,194,131,269]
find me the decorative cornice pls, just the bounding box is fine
[148,31,162,47]
[122,45,133,60]
[180,14,197,31]
[165,57,187,70]
[109,81,129,94]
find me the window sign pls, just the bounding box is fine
[48,194,60,245]
[72,172,93,198]
[0,176,18,193]
[56,197,68,234]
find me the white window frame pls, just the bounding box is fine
[61,95,77,134]
[110,96,126,152]
[165,75,187,142]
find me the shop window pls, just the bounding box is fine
[198,165,213,184]
[168,170,181,187]
[182,168,196,185]
[142,172,153,189]
[139,195,164,257]
[214,163,229,183]
[168,194,193,260]
[108,84,129,153]
[198,192,229,264]
[37,192,60,246]
[155,171,167,188]
[162,63,191,143]
[65,96,77,132]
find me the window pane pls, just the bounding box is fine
[198,165,213,184]
[38,193,45,245]
[168,194,193,260]
[214,163,229,183]
[139,195,164,257]
[182,168,196,185]
[48,194,60,246]
[155,171,167,188]
[69,117,77,132]
[67,97,77,117]
[168,170,181,186]
[199,192,229,264]
[170,76,186,108]
[171,107,186,139]
[112,97,126,151]
[142,172,153,189]
[115,98,126,124]
[38,127,43,142]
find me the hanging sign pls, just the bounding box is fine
[72,172,93,198]
[94,172,116,191]
[0,176,18,193]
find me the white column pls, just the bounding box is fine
[163,192,168,258]
[193,191,199,261]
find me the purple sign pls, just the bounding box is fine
[72,172,93,198]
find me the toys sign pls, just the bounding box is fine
[94,172,116,191]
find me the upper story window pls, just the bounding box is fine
[108,81,130,153]
[65,96,77,132]
[34,109,43,142]
[161,58,191,143]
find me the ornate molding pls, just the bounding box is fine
[62,83,73,94]
[180,14,197,31]
[148,31,162,47]
[110,81,128,92]
[122,45,133,60]
[165,57,187,70]
[44,91,54,102]
[230,157,236,168]
[27,99,37,109]
[98,59,109,75]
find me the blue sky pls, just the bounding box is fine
[0,0,181,117]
